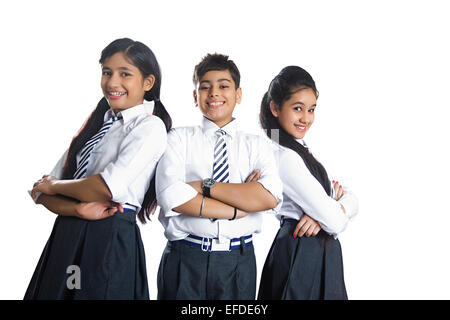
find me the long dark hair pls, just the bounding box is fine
[259,66,331,196]
[62,38,172,223]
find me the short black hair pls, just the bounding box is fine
[193,53,240,88]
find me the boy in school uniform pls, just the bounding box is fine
[156,53,283,300]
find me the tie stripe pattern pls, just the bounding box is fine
[213,129,230,183]
[73,115,122,179]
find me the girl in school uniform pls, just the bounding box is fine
[25,38,172,300]
[258,66,358,300]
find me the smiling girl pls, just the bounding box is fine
[258,66,358,300]
[25,38,171,299]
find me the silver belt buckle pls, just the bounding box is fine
[201,238,211,252]
[210,238,231,252]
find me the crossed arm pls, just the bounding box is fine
[157,129,281,221]
[31,174,122,220]
[173,170,279,220]
[293,181,346,238]
[31,174,111,202]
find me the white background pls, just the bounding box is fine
[1,0,449,300]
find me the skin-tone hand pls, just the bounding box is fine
[293,214,322,238]
[183,171,261,220]
[75,201,124,220]
[31,175,57,199]
[332,180,345,201]
[332,180,347,214]
[245,169,261,183]
[180,169,267,219]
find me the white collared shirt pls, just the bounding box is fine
[156,117,283,241]
[274,139,358,237]
[39,101,167,211]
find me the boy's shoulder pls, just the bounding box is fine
[166,125,203,142]
[234,129,271,143]
[168,124,202,134]
[166,124,273,148]
[233,129,278,155]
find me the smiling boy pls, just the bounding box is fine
[194,69,240,127]
[156,53,283,300]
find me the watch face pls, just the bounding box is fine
[203,178,216,188]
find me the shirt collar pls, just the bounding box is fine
[201,116,238,138]
[295,138,308,149]
[104,100,155,124]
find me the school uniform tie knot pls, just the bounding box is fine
[112,114,123,122]
[216,129,226,137]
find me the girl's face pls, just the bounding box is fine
[270,87,316,139]
[101,52,155,113]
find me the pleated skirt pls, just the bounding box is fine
[24,211,149,300]
[258,218,347,300]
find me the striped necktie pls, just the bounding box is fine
[209,129,230,222]
[213,129,230,183]
[73,114,122,179]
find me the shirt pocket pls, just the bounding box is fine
[185,139,215,180]
[236,144,252,183]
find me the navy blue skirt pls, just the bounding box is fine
[258,218,347,300]
[24,211,149,300]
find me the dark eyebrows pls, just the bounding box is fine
[292,101,317,107]
[101,66,134,72]
[217,78,232,83]
[118,66,133,71]
[199,78,232,85]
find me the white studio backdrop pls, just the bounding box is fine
[1,0,449,300]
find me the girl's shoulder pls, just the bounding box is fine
[127,114,167,137]
[275,143,309,168]
[236,130,275,148]
[166,125,203,146]
[167,125,202,136]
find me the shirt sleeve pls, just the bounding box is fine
[280,148,350,235]
[99,116,167,204]
[252,137,283,214]
[155,128,198,217]
[31,149,68,203]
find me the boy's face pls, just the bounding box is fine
[193,70,242,128]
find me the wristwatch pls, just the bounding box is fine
[202,178,216,198]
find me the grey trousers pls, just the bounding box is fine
[157,239,256,300]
